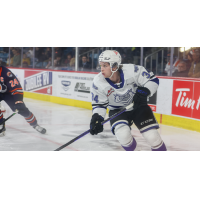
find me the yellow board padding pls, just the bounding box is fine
[154,113,200,132]
[154,113,161,124]
[161,114,200,132]
[24,91,93,110]
[24,91,200,132]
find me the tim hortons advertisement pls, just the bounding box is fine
[172,80,200,119]
[24,70,53,95]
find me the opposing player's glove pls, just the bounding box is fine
[90,113,104,135]
[14,101,26,113]
[132,87,151,110]
[0,82,7,93]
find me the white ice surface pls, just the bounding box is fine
[0,98,200,151]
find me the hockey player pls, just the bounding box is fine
[0,66,46,136]
[90,50,167,151]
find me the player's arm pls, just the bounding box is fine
[132,65,159,110]
[7,76,23,102]
[90,83,108,135]
[1,69,25,113]
[133,65,159,96]
[4,69,24,112]
[3,68,23,102]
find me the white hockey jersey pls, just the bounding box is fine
[91,64,159,118]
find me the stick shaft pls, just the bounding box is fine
[54,103,133,151]
[55,130,90,151]
[0,112,17,126]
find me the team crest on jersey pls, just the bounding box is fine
[107,88,114,97]
[114,51,118,55]
[7,72,13,77]
[114,88,134,104]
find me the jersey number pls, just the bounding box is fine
[9,79,19,87]
[91,93,99,103]
[142,71,150,79]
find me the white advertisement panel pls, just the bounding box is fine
[53,72,96,102]
[156,78,173,115]
[9,68,25,89]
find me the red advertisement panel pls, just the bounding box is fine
[192,82,200,119]
[24,69,53,95]
[172,80,200,119]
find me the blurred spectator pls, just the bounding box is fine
[35,47,47,67]
[55,47,63,58]
[6,56,13,66]
[172,61,189,77]
[44,47,52,61]
[54,56,62,67]
[64,54,72,66]
[35,47,41,60]
[0,58,6,66]
[22,53,30,68]
[164,56,180,76]
[45,57,53,69]
[12,48,21,67]
[188,49,200,78]
[35,47,45,62]
[187,50,193,62]
[87,56,91,64]
[186,50,193,69]
[79,55,91,69]
[26,47,34,59]
[70,56,75,67]
[9,47,15,57]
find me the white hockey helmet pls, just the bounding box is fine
[99,50,121,69]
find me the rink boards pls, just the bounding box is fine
[8,67,200,132]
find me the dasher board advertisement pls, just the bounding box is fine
[172,80,200,120]
[53,72,95,102]
[24,70,53,95]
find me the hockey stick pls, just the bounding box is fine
[0,110,18,126]
[54,103,133,151]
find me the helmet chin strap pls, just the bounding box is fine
[108,63,119,79]
[108,68,118,78]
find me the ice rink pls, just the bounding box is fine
[0,98,200,151]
